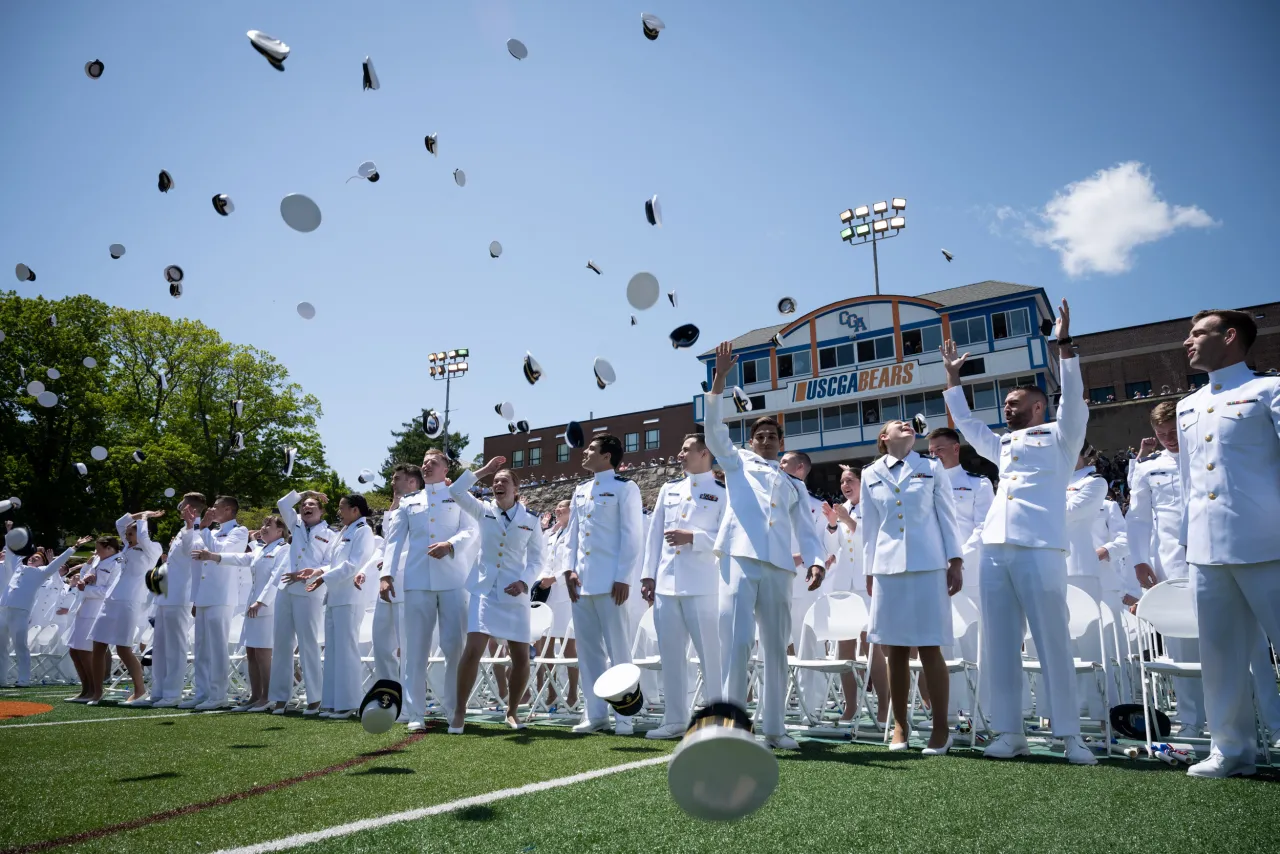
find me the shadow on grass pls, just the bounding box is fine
[228,744,268,750]
[118,771,182,783]
[609,745,668,755]
[349,766,416,776]
[455,805,497,823]
[261,726,286,732]
[155,721,176,726]
[359,747,410,757]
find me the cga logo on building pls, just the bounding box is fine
[838,310,868,333]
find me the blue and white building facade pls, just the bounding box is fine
[695,281,1059,469]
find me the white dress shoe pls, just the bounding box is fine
[328,711,352,720]
[572,719,609,734]
[645,723,687,740]
[318,711,334,719]
[922,734,954,756]
[1187,751,1255,779]
[448,725,465,734]
[151,697,181,708]
[15,681,30,688]
[765,734,801,750]
[889,739,911,752]
[230,704,256,712]
[86,700,100,706]
[195,700,230,711]
[271,706,287,715]
[614,719,634,736]
[121,697,153,708]
[1062,735,1098,765]
[302,707,322,716]
[983,733,1031,759]
[178,698,203,709]
[64,697,90,703]
[248,703,272,713]
[407,720,426,733]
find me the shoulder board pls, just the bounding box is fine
[918,452,935,460]
[785,472,805,485]
[713,479,725,488]
[667,473,687,484]
[615,475,632,483]
[1255,370,1278,377]
[1089,473,1106,480]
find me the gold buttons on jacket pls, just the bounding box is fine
[897,513,903,519]
[1206,463,1214,471]
[1206,407,1214,413]
[899,527,904,532]
[894,488,900,493]
[1208,492,1217,500]
[585,532,591,537]
[1010,476,1018,481]
[1007,495,1014,501]
[1012,455,1020,461]
[770,503,776,508]
[896,500,902,506]
[1205,434,1213,442]
[1213,383,1222,390]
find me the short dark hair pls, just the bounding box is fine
[341,494,372,518]
[1192,309,1258,352]
[592,434,624,468]
[393,463,425,490]
[927,427,960,444]
[748,416,782,440]
[96,536,122,554]
[681,432,708,452]
[1008,384,1048,409]
[840,462,864,479]
[181,492,208,514]
[214,494,239,514]
[782,450,812,475]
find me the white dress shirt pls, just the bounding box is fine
[641,472,725,597]
[943,356,1088,551]
[1,548,75,611]
[450,471,546,596]
[379,482,479,591]
[942,466,994,551]
[107,515,164,604]
[219,538,289,611]
[192,521,249,608]
[860,451,963,575]
[1063,466,1107,578]
[1127,449,1185,580]
[1176,361,1280,565]
[564,469,644,595]
[275,491,336,599]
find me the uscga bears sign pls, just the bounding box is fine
[791,362,916,403]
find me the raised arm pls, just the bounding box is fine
[703,341,744,472]
[940,340,1004,464]
[1050,299,1088,455]
[115,513,132,540]
[277,491,302,531]
[447,470,491,521]
[42,547,78,579]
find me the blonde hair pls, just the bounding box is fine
[1150,400,1177,426]
[876,420,907,456]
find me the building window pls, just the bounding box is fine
[862,399,881,425]
[788,408,821,436]
[991,308,1031,340]
[901,325,943,357]
[1089,386,1115,405]
[1126,381,1153,399]
[1187,372,1208,389]
[741,357,771,385]
[963,381,997,411]
[880,395,902,423]
[905,391,946,420]
[950,316,986,348]
[998,374,1038,398]
[728,420,743,445]
[856,335,896,363]
[556,443,569,463]
[529,447,542,467]
[777,350,812,379]
[822,403,861,431]
[724,363,741,389]
[817,344,856,371]
[958,356,986,378]
[512,449,525,468]
[624,432,639,453]
[645,429,660,450]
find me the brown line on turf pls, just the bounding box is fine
[0,732,426,854]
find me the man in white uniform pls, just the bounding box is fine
[380,450,479,732]
[149,495,204,707]
[941,299,1096,764]
[1063,450,1114,721]
[641,433,726,739]
[562,435,644,734]
[1176,309,1280,778]
[0,540,86,686]
[184,496,248,710]
[704,341,827,750]
[269,490,333,714]
[373,468,416,682]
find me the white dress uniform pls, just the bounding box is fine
[71,553,120,652]
[0,547,74,684]
[860,451,963,648]
[218,538,288,648]
[190,521,248,705]
[448,472,546,646]
[379,481,480,725]
[91,515,163,647]
[790,492,830,648]
[824,500,863,595]
[1128,450,1182,585]
[642,472,726,728]
[564,468,645,727]
[702,392,827,738]
[372,507,403,682]
[540,525,574,639]
[269,492,334,707]
[317,519,376,713]
[151,525,198,703]
[1177,361,1280,767]
[944,355,1088,737]
[944,465,994,598]
[1061,466,1112,720]
[1093,499,1130,607]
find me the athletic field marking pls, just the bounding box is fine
[0,710,230,729]
[0,733,426,854]
[209,755,672,854]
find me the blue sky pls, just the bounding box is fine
[4,1,1277,485]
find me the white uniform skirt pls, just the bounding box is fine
[868,570,954,648]
[69,599,104,651]
[240,611,275,648]
[468,589,531,644]
[89,599,141,648]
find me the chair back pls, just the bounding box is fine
[951,593,980,638]
[529,601,554,643]
[806,592,868,643]
[1135,579,1197,639]
[631,606,658,657]
[1064,584,1103,640]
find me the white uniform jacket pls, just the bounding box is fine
[192,522,249,609]
[943,355,1089,551]
[1093,499,1131,595]
[450,471,546,596]
[158,525,200,607]
[944,466,994,552]
[82,553,123,599]
[1177,362,1280,565]
[642,472,725,597]
[108,514,164,605]
[318,519,377,607]
[564,469,644,596]
[702,392,826,571]
[219,538,289,612]
[1127,449,1185,580]
[379,482,479,591]
[275,492,336,600]
[0,548,75,611]
[1063,467,1107,578]
[860,452,963,576]
[825,501,863,593]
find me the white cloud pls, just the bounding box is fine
[1024,162,1216,277]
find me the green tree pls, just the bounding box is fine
[376,413,469,491]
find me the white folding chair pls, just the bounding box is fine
[1134,579,1218,755]
[787,592,872,738]
[529,609,581,719]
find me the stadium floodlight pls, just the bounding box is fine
[872,201,889,214]
[855,223,872,237]
[889,216,905,229]
[840,209,854,224]
[892,198,906,211]
[840,226,854,241]
[873,218,889,232]
[429,346,471,460]
[854,205,870,219]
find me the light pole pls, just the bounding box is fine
[428,348,470,460]
[839,198,907,295]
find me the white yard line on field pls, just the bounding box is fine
[0,710,228,729]
[209,755,672,854]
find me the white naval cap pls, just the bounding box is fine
[668,701,778,822]
[281,194,322,232]
[732,387,752,413]
[422,409,444,438]
[164,488,176,498]
[132,449,146,463]
[283,447,298,476]
[36,391,58,408]
[26,381,45,396]
[495,402,515,421]
[593,663,644,716]
[358,468,378,484]
[489,241,503,259]
[232,399,243,418]
[506,38,528,60]
[347,161,379,183]
[359,679,402,734]
[362,56,380,90]
[777,297,796,315]
[641,13,666,40]
[15,263,35,282]
[109,243,126,259]
[82,357,97,368]
[586,260,602,275]
[247,30,289,71]
[212,194,235,216]
[85,59,105,79]
[645,194,662,226]
[453,169,466,187]
[73,462,88,477]
[669,323,700,350]
[0,497,21,514]
[90,446,108,461]
[296,302,316,320]
[593,357,616,390]
[157,170,174,193]
[565,421,586,449]
[164,265,183,284]
[46,368,60,380]
[523,352,543,385]
[170,282,183,299]
[626,272,660,311]
[941,248,954,262]
[424,133,439,156]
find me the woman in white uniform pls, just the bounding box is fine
[67,541,121,701]
[536,499,578,710]
[448,456,546,731]
[89,512,164,704]
[199,516,290,711]
[861,420,964,753]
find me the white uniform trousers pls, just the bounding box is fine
[1167,632,1280,733]
[269,594,325,705]
[572,593,635,725]
[654,593,720,727]
[321,604,364,712]
[193,605,232,704]
[151,605,193,700]
[980,544,1082,736]
[0,607,31,684]
[719,555,793,737]
[1191,560,1280,763]
[372,599,403,682]
[403,588,467,724]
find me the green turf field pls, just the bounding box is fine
[1,687,1277,854]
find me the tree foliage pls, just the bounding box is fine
[372,414,469,495]
[0,291,344,545]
